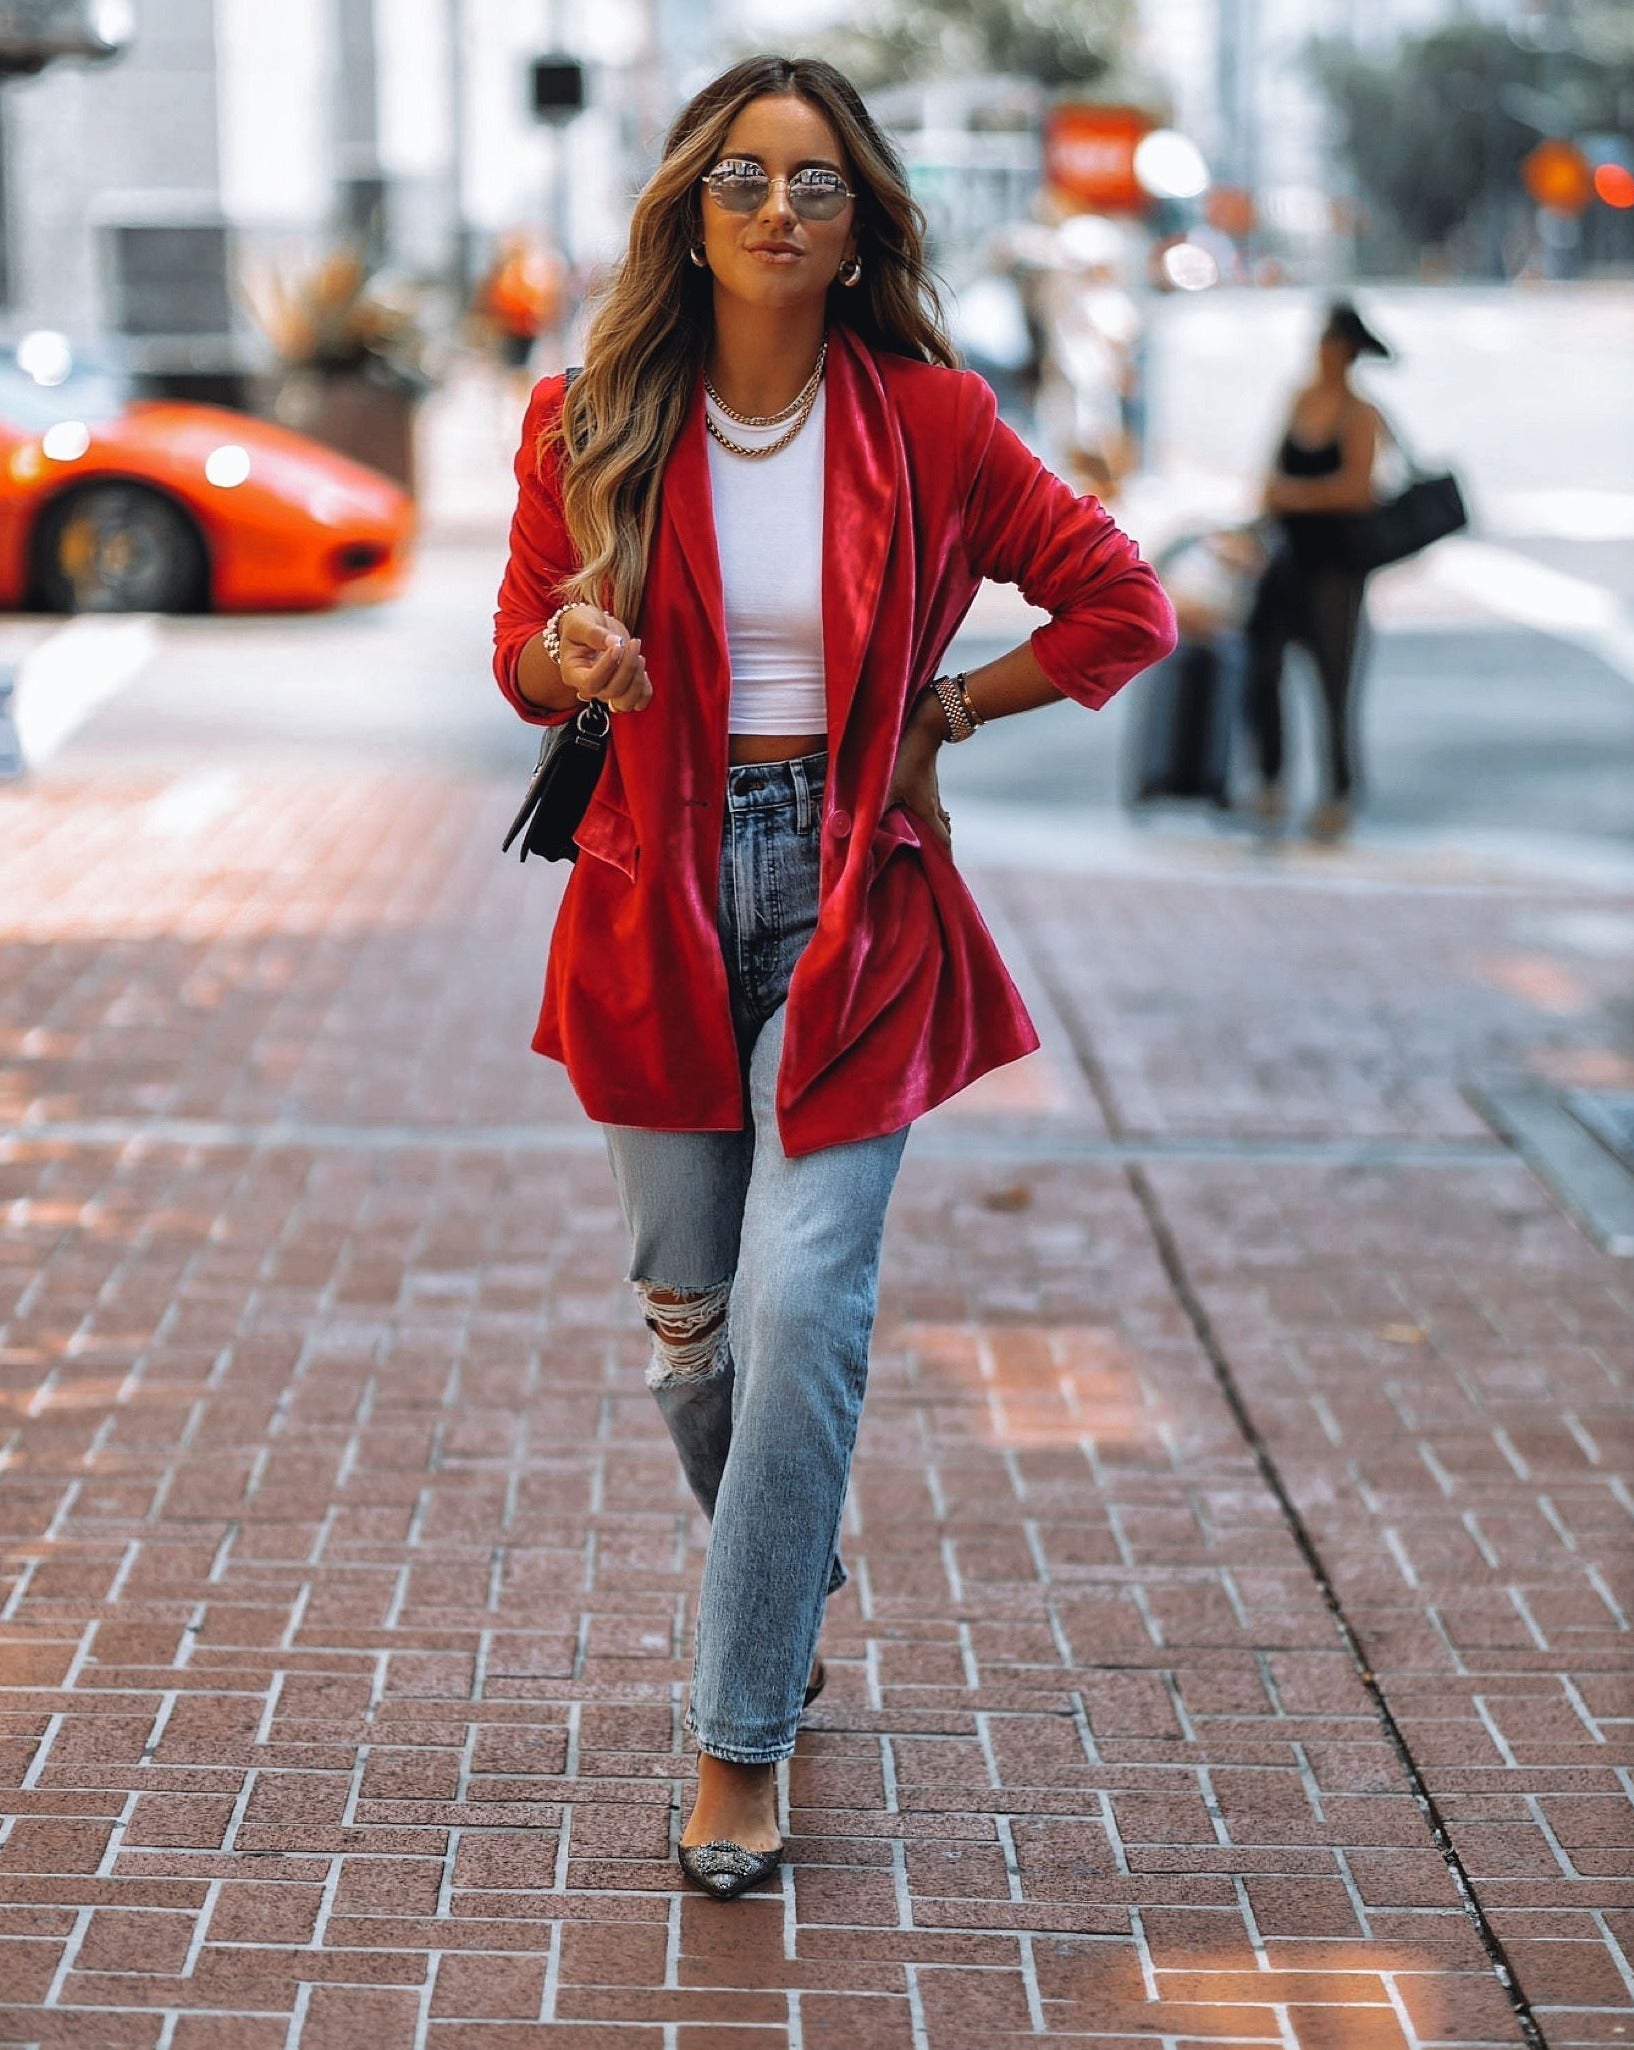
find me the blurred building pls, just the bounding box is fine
[0,0,644,377]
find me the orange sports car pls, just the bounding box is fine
[0,342,415,613]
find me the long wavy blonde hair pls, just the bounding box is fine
[547,56,955,623]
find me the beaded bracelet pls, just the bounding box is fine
[541,604,571,666]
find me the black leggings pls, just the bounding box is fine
[1244,549,1367,800]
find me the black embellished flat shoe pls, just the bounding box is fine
[678,1839,784,1900]
[803,1659,826,1710]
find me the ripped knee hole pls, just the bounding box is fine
[635,1281,731,1387]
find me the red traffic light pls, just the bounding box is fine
[1594,162,1634,210]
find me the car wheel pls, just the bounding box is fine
[32,482,209,614]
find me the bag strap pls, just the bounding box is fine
[1371,405,1430,483]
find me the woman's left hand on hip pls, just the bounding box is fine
[886,691,953,852]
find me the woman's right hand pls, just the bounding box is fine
[558,605,652,713]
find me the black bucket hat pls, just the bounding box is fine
[1323,299,1394,361]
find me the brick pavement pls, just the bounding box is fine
[2,772,1631,2048]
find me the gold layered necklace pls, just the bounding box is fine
[704,341,826,460]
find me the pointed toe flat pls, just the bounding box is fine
[677,1839,784,1901]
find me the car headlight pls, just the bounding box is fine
[205,445,252,488]
[42,422,91,462]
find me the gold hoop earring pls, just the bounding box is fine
[838,254,863,288]
[689,243,708,268]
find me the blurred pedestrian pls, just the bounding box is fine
[1034,214,1142,500]
[1244,300,1389,842]
[493,56,1174,1899]
[474,230,565,391]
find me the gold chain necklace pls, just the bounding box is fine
[704,378,822,461]
[704,342,827,429]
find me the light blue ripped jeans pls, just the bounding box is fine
[603,752,908,1764]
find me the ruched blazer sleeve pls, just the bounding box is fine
[493,378,580,727]
[493,329,1176,1153]
[957,378,1171,709]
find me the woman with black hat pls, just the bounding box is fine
[1244,300,1390,842]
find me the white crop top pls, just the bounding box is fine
[705,381,827,734]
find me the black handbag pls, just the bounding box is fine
[501,698,611,863]
[500,365,610,865]
[1338,419,1468,573]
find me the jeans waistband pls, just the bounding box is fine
[725,750,828,823]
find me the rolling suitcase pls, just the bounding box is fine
[1126,630,1242,808]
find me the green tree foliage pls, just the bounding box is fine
[1312,27,1529,249]
[821,0,1136,92]
[1312,17,1634,256]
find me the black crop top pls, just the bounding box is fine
[1278,432,1343,479]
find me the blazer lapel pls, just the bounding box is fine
[656,340,900,750]
[822,329,901,748]
[658,377,729,698]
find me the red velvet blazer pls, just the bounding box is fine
[494,325,1175,1154]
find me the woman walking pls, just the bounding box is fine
[493,55,1174,1898]
[1244,301,1390,842]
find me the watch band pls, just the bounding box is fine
[931,672,981,743]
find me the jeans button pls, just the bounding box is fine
[827,808,852,839]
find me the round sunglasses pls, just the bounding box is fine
[701,158,856,223]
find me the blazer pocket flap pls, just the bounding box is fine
[573,797,639,879]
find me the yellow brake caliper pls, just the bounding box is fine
[59,514,103,603]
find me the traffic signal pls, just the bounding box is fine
[1595,163,1634,210]
[1520,138,1594,215]
[530,57,585,126]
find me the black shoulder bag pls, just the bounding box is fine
[501,698,611,864]
[1337,416,1468,575]
[500,367,612,865]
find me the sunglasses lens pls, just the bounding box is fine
[706,168,768,213]
[790,178,848,220]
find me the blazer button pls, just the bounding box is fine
[828,808,853,839]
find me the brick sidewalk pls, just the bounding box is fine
[2,772,1630,2048]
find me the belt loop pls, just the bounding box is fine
[791,756,812,834]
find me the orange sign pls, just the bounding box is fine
[1522,138,1594,214]
[1044,105,1152,215]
